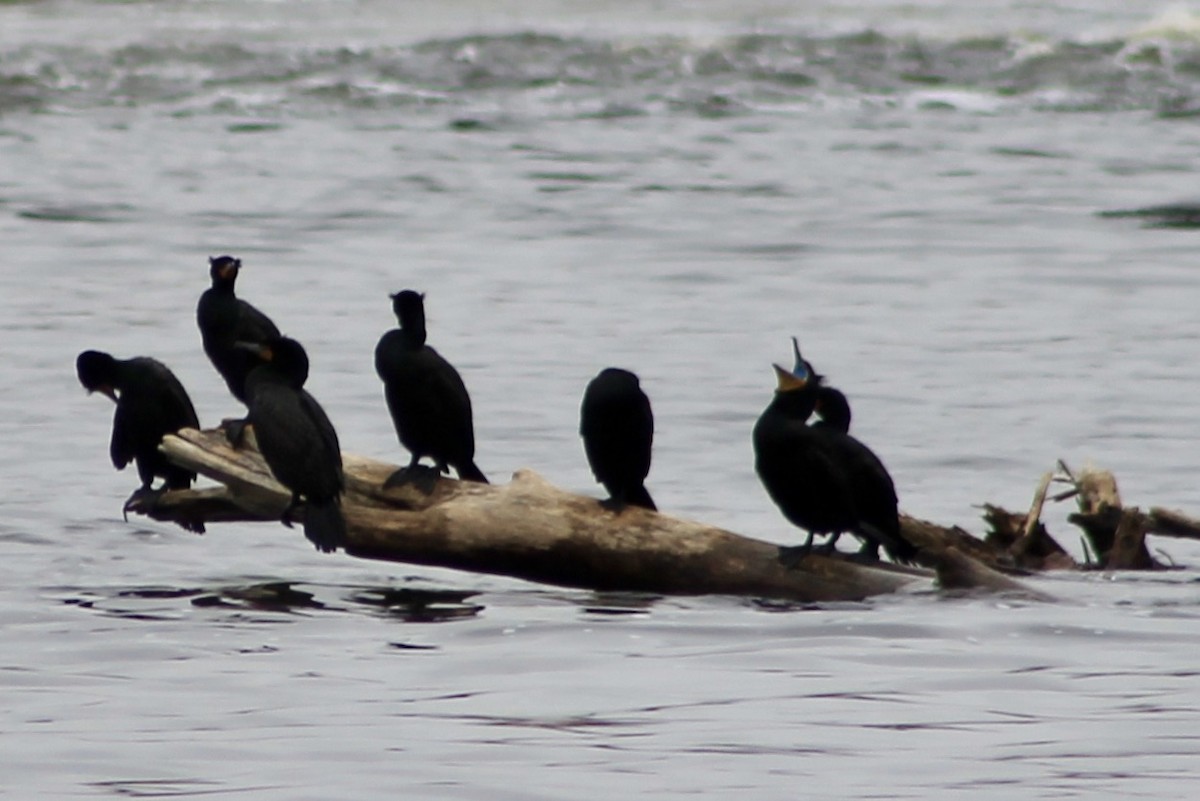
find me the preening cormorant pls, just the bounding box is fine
[752,339,916,564]
[374,290,487,490]
[76,350,201,526]
[580,367,656,511]
[236,336,345,553]
[196,255,281,404]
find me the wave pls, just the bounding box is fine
[4,28,1200,118]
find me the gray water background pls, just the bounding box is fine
[3,0,1200,797]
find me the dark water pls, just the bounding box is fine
[4,1,1200,797]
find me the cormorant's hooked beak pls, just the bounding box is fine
[234,340,272,361]
[91,384,118,403]
[773,363,809,392]
[773,336,811,392]
[790,336,805,374]
[210,256,240,280]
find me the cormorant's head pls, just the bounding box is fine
[76,350,118,402]
[236,336,309,388]
[772,336,811,393]
[209,255,241,287]
[596,366,640,388]
[815,385,852,432]
[389,290,425,324]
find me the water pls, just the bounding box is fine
[4,0,1200,796]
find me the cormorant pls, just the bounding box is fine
[752,338,916,564]
[235,336,345,553]
[76,350,201,525]
[580,367,656,512]
[374,290,487,491]
[196,255,281,404]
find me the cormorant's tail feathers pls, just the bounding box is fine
[626,484,657,512]
[456,461,489,484]
[303,498,346,554]
[858,521,918,565]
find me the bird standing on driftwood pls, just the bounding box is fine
[374,290,487,492]
[76,350,201,528]
[235,336,345,553]
[752,339,916,564]
[579,367,657,512]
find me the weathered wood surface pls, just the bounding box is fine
[130,427,1059,603]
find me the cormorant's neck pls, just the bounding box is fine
[398,313,427,347]
[108,358,138,391]
[766,389,818,421]
[209,278,236,294]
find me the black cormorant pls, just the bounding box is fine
[235,336,345,553]
[374,290,487,490]
[197,255,281,404]
[752,338,916,564]
[76,350,201,524]
[580,367,656,511]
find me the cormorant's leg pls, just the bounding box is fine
[815,531,842,555]
[224,417,250,448]
[122,482,164,521]
[281,492,302,528]
[853,540,882,562]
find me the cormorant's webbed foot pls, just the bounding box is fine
[122,486,165,521]
[777,543,814,569]
[599,496,628,514]
[121,485,206,534]
[383,464,441,495]
[815,531,843,556]
[223,417,250,448]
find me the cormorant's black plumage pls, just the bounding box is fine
[752,339,916,564]
[812,385,852,434]
[197,256,281,404]
[77,350,201,524]
[374,290,486,489]
[580,367,656,511]
[239,336,345,553]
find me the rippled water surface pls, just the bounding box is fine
[4,1,1200,798]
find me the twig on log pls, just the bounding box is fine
[1057,462,1161,570]
[977,470,1076,571]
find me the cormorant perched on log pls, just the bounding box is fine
[197,256,281,404]
[76,350,202,528]
[752,339,916,564]
[580,367,656,511]
[234,336,345,553]
[374,290,487,491]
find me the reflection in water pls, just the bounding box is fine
[350,586,485,622]
[58,582,486,622]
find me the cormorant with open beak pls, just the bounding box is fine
[752,338,916,564]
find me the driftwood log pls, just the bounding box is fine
[126,427,1065,603]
